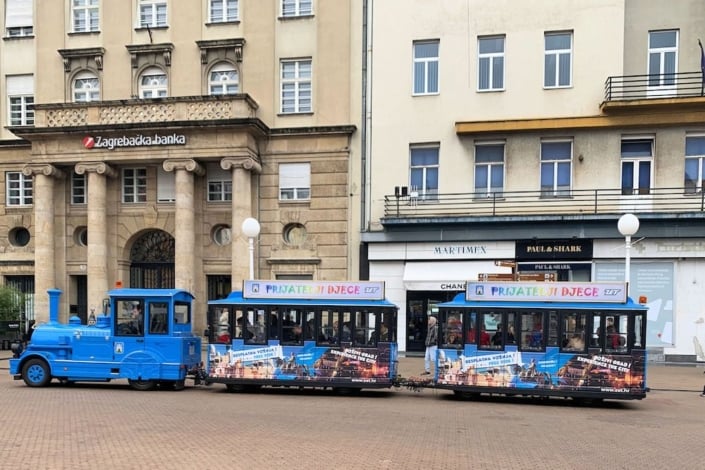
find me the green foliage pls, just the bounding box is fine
[0,285,24,321]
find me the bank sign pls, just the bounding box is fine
[82,133,187,150]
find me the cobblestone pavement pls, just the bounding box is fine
[1,351,703,470]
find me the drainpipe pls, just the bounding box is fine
[361,0,373,232]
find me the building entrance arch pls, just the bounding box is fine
[129,230,175,288]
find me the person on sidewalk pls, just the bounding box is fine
[422,316,438,375]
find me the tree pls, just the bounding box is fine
[0,285,24,321]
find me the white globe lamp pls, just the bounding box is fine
[241,217,260,280]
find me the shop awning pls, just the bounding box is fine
[403,261,512,291]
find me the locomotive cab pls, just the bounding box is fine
[9,288,202,391]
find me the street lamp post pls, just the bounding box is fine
[617,213,640,296]
[241,217,260,280]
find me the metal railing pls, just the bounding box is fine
[383,187,705,219]
[604,71,704,102]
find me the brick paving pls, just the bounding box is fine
[0,350,703,470]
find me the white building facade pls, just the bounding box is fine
[361,0,705,362]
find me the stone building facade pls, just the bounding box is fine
[0,1,361,333]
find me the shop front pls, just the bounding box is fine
[367,242,515,353]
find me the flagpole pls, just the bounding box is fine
[699,39,704,96]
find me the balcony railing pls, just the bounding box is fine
[604,71,704,102]
[34,94,260,129]
[383,187,705,220]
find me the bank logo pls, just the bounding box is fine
[82,136,96,149]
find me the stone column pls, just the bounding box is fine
[163,159,205,293]
[75,162,116,313]
[221,155,262,287]
[22,164,64,323]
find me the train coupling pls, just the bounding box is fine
[188,364,209,386]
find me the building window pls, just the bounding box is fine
[540,140,572,197]
[207,163,232,202]
[122,168,147,203]
[139,0,167,28]
[7,74,34,126]
[209,0,238,23]
[157,167,175,202]
[72,0,99,33]
[283,223,307,246]
[5,0,33,37]
[281,59,312,113]
[71,173,86,204]
[279,163,311,201]
[621,138,653,195]
[544,32,572,88]
[413,40,439,95]
[410,145,439,201]
[6,171,32,206]
[73,71,100,102]
[648,30,677,89]
[282,0,312,17]
[685,135,705,194]
[8,96,33,125]
[9,227,30,247]
[139,66,167,98]
[478,36,504,91]
[209,62,239,95]
[474,142,504,198]
[212,225,232,246]
[74,226,88,247]
[281,59,312,114]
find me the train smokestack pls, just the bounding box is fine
[48,288,62,323]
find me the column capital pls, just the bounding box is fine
[163,158,205,176]
[221,155,262,174]
[22,164,65,179]
[75,162,117,178]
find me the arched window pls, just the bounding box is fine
[139,66,168,98]
[209,62,239,95]
[73,71,100,103]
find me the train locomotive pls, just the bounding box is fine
[9,287,202,391]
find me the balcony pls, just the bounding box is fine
[602,71,705,112]
[382,187,705,223]
[30,94,261,130]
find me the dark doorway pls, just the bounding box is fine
[69,275,88,323]
[406,290,461,353]
[129,230,175,288]
[207,275,231,300]
[5,275,34,334]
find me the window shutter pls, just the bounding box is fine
[207,162,230,181]
[280,163,310,189]
[157,167,175,202]
[6,0,33,28]
[7,75,33,95]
